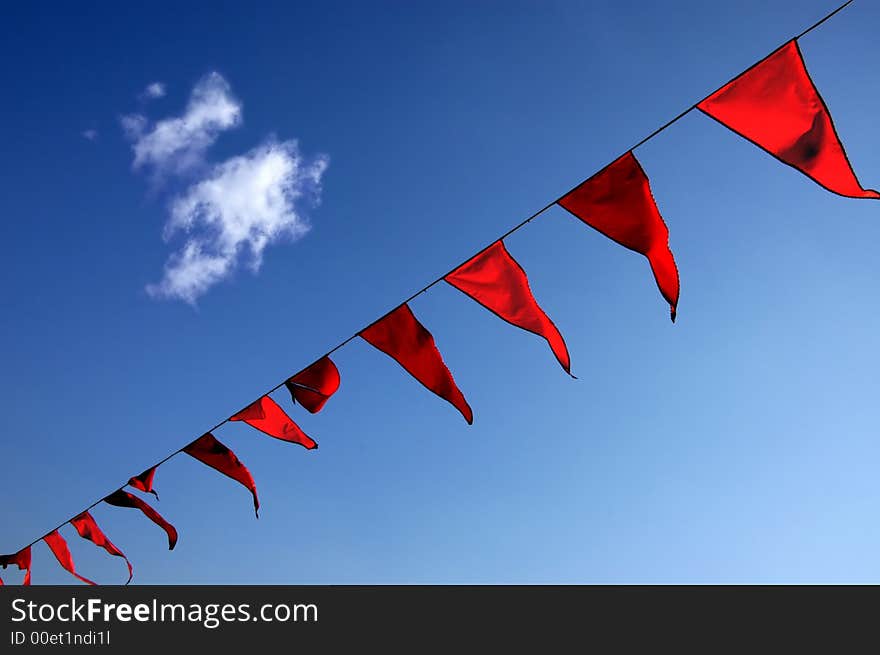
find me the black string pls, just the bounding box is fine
[4,0,856,563]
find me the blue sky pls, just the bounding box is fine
[1,0,879,584]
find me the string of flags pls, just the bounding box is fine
[2,2,875,585]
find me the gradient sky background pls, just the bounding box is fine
[1,0,879,584]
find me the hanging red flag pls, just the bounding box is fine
[230,396,317,449]
[0,546,31,586]
[445,240,572,375]
[698,39,878,200]
[360,303,473,423]
[104,490,178,550]
[285,356,341,414]
[129,466,159,498]
[71,512,133,584]
[43,530,96,585]
[557,151,680,321]
[184,433,260,517]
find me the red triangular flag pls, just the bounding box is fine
[557,151,680,321]
[71,512,133,584]
[0,546,31,586]
[285,356,340,414]
[230,396,317,449]
[360,303,473,423]
[698,40,878,200]
[104,490,178,550]
[445,240,572,375]
[129,466,159,498]
[184,433,260,517]
[44,530,96,585]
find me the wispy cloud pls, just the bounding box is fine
[122,72,241,176]
[125,72,328,303]
[146,141,328,304]
[142,82,166,100]
[82,129,98,141]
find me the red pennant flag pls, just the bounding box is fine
[71,512,133,584]
[104,490,178,550]
[698,40,878,200]
[285,357,341,414]
[43,530,96,585]
[0,546,31,586]
[445,240,572,375]
[129,466,159,498]
[230,396,317,449]
[360,303,473,423]
[557,151,680,321]
[184,433,260,517]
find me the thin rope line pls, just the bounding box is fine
[4,0,855,561]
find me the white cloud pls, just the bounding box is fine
[120,113,147,139]
[122,72,241,175]
[143,82,166,99]
[146,141,328,304]
[125,71,329,303]
[82,129,98,141]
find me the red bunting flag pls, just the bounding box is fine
[698,40,878,200]
[445,240,572,375]
[230,396,317,449]
[184,433,260,517]
[44,530,96,585]
[285,356,341,414]
[360,303,473,423]
[71,512,133,584]
[557,151,680,321]
[0,546,31,586]
[129,466,159,498]
[104,490,178,550]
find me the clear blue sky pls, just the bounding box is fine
[2,0,879,584]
